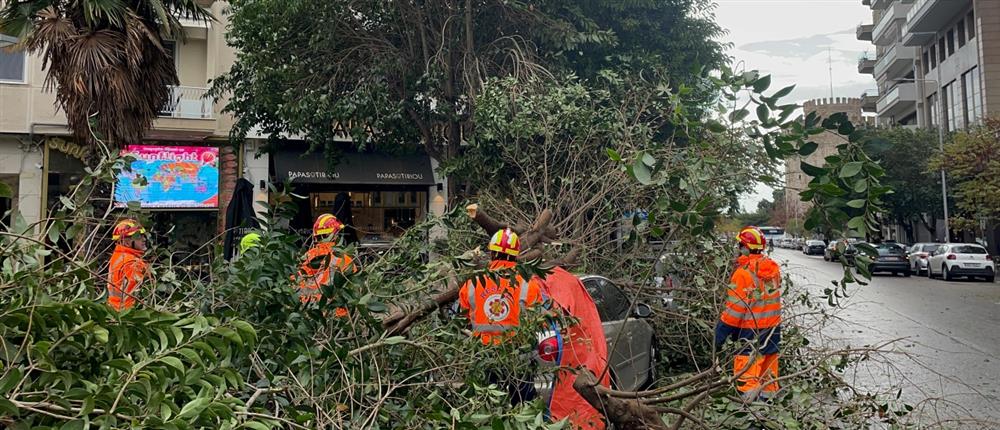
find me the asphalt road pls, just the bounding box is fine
[771,248,1000,426]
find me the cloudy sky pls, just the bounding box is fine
[713,0,876,212]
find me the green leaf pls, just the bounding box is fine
[846,199,867,209]
[0,397,15,417]
[631,160,653,185]
[753,75,772,93]
[640,152,656,167]
[729,109,750,123]
[178,396,210,419]
[606,148,622,161]
[854,179,868,193]
[161,356,185,372]
[756,104,770,123]
[214,327,243,347]
[383,336,406,345]
[706,120,727,133]
[241,423,270,430]
[798,141,819,156]
[59,419,85,430]
[93,326,109,343]
[839,162,864,178]
[838,121,856,136]
[800,161,827,177]
[772,84,795,99]
[856,243,878,258]
[0,367,22,393]
[0,182,12,198]
[847,216,866,231]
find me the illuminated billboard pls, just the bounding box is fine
[115,145,219,209]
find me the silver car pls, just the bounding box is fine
[907,243,939,275]
[535,275,656,397]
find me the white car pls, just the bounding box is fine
[907,243,940,275]
[927,243,995,282]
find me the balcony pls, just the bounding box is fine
[861,90,879,112]
[160,86,212,119]
[872,1,911,45]
[857,23,874,41]
[858,56,876,74]
[874,42,916,80]
[877,82,917,118]
[906,0,972,33]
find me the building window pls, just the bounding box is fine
[922,50,930,73]
[957,21,966,47]
[938,37,946,62]
[930,45,937,69]
[968,10,976,40]
[965,67,983,125]
[945,81,963,132]
[927,93,939,127]
[0,34,26,83]
[947,29,955,55]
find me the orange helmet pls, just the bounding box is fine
[488,228,521,257]
[737,226,766,251]
[313,213,344,237]
[112,219,145,241]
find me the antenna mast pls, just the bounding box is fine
[828,48,834,98]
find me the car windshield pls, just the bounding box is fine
[919,244,938,252]
[951,245,987,254]
[807,240,824,246]
[873,244,905,255]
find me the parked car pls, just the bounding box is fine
[927,243,995,282]
[907,243,939,275]
[863,242,911,276]
[802,240,826,255]
[824,239,858,263]
[535,275,656,397]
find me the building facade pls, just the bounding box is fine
[1,1,447,254]
[785,98,865,221]
[858,0,1000,130]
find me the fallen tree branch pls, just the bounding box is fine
[573,370,668,430]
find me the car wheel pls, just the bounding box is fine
[927,265,935,278]
[943,264,952,281]
[987,275,995,283]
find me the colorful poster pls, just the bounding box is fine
[115,145,220,209]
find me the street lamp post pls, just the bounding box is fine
[889,78,950,242]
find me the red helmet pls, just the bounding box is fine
[313,213,344,238]
[737,226,766,251]
[488,228,521,257]
[112,219,145,241]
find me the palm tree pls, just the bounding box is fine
[0,0,211,151]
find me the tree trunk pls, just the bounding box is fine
[572,370,668,430]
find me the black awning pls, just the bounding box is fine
[274,150,436,186]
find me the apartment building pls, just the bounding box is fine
[1,2,448,250]
[858,0,1000,130]
[0,1,268,246]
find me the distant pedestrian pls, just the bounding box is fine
[107,219,150,312]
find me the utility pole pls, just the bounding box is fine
[828,48,834,98]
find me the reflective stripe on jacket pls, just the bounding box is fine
[107,245,148,311]
[459,260,543,345]
[295,242,356,317]
[720,254,781,329]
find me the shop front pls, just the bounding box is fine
[272,149,439,250]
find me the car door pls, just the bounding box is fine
[581,276,655,391]
[929,245,947,274]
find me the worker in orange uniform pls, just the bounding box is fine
[295,213,356,317]
[459,228,544,403]
[107,219,150,312]
[715,226,782,402]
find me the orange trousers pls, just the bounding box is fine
[734,354,779,398]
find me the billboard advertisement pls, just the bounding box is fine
[115,145,220,209]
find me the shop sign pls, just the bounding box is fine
[46,137,91,162]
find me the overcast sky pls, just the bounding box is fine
[713,0,876,212]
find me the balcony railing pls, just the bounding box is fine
[872,1,910,45]
[876,82,916,115]
[906,0,971,33]
[160,86,213,119]
[857,23,874,41]
[858,56,876,74]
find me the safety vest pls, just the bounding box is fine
[295,242,355,317]
[107,245,148,311]
[459,260,543,345]
[720,254,781,329]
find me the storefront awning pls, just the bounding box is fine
[274,150,436,186]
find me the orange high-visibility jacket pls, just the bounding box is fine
[107,245,148,311]
[720,254,782,329]
[459,260,543,345]
[295,242,356,317]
